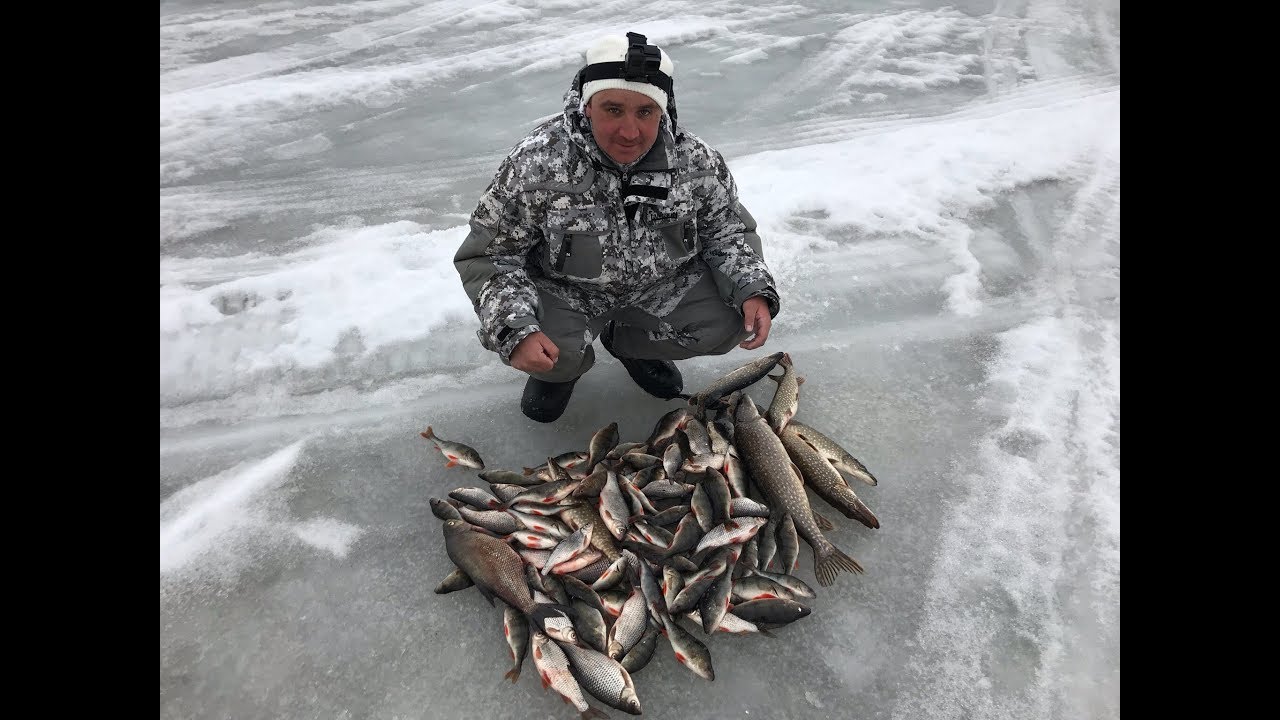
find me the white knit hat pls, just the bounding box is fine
[580,33,675,114]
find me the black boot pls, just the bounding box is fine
[521,376,578,423]
[600,322,684,400]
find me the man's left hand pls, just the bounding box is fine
[739,296,772,350]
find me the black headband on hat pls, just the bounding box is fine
[580,62,673,96]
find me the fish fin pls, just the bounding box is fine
[841,464,880,486]
[529,603,576,630]
[421,426,436,440]
[477,586,497,607]
[503,667,520,683]
[758,627,777,638]
[540,671,552,689]
[813,511,834,531]
[445,460,458,468]
[766,374,781,383]
[813,545,865,587]
[582,708,610,720]
[794,432,826,455]
[787,460,807,488]
[797,376,805,385]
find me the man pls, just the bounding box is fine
[454,32,781,423]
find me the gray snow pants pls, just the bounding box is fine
[530,271,750,383]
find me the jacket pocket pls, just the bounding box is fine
[544,207,610,279]
[651,212,698,261]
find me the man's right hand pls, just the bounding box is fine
[510,331,559,374]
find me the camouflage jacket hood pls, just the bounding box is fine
[454,71,780,362]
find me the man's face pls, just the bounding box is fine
[584,89,662,166]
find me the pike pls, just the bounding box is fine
[781,425,880,529]
[557,500,623,562]
[685,351,785,414]
[764,352,803,434]
[733,400,864,586]
[786,420,880,487]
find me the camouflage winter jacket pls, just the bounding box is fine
[454,72,780,362]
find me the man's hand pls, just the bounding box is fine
[510,331,559,373]
[739,296,772,350]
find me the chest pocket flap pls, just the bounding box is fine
[544,207,611,279]
[649,207,698,260]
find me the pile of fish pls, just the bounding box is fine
[421,351,880,718]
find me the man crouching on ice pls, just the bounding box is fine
[454,32,781,423]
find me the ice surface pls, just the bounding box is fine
[160,2,1120,718]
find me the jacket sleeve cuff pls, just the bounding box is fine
[734,282,780,318]
[498,324,541,363]
[478,315,540,363]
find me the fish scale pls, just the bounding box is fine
[443,520,535,615]
[560,501,622,562]
[502,605,529,682]
[531,632,605,720]
[607,588,648,660]
[559,642,643,715]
